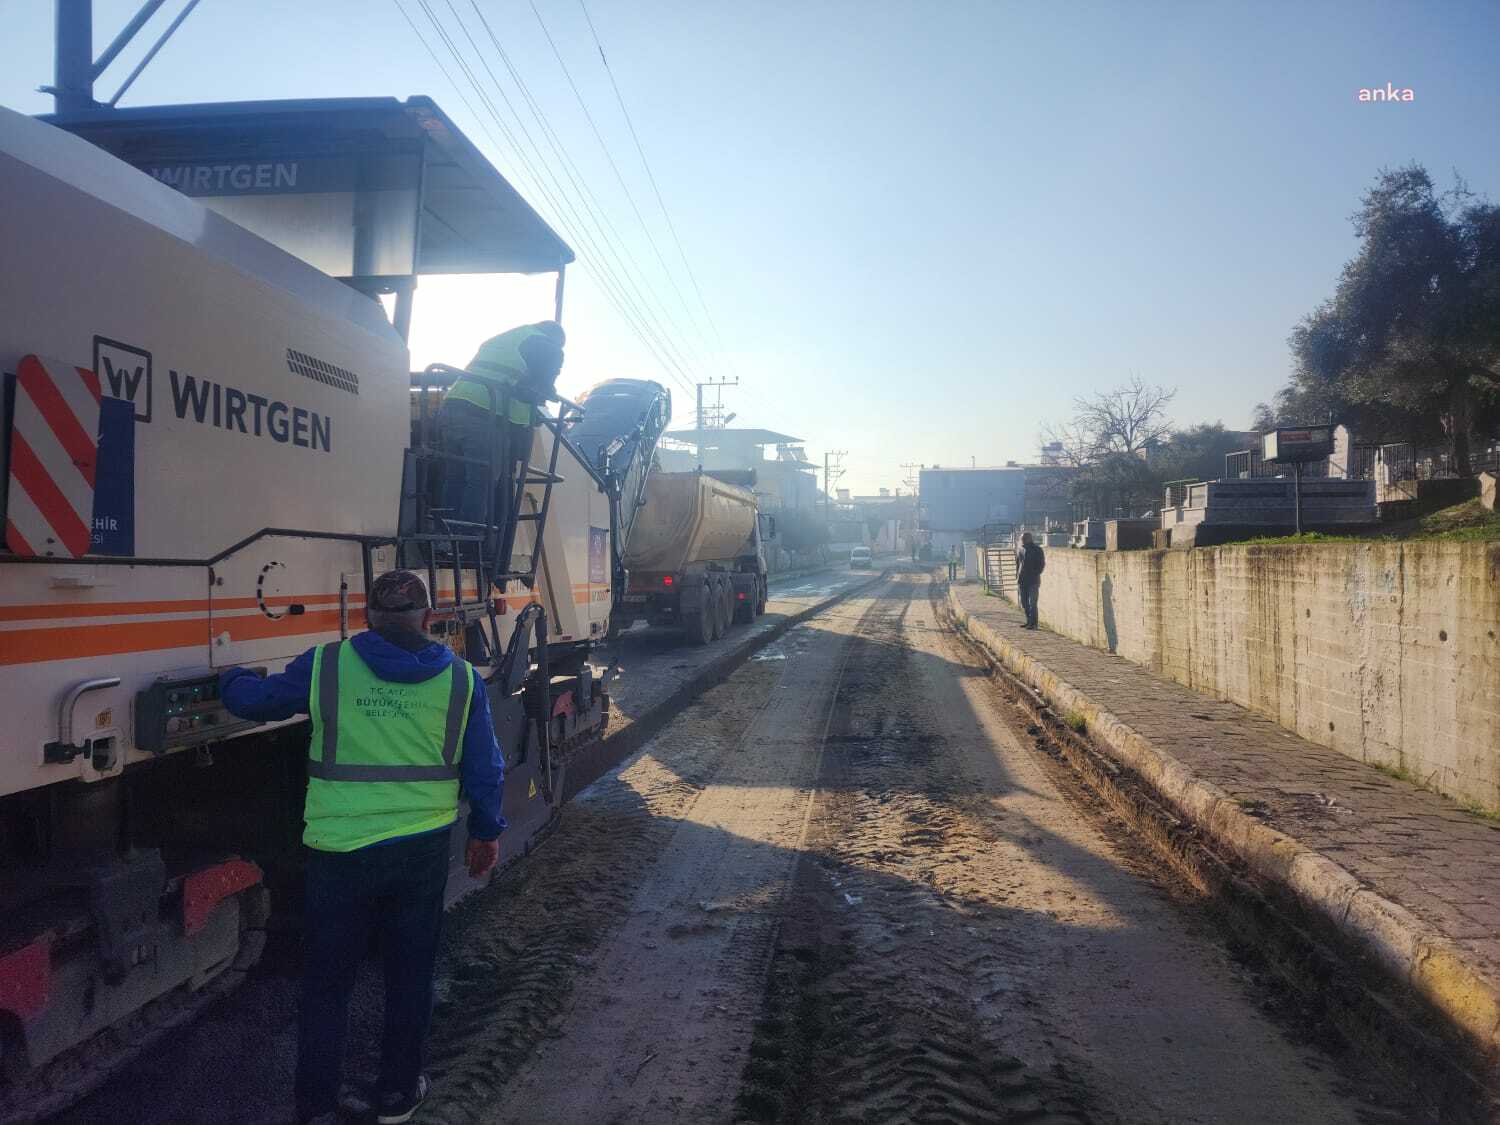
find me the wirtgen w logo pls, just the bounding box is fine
[93,336,152,422]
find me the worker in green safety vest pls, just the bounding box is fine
[438,321,566,532]
[219,569,505,1124]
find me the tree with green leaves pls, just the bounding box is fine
[1281,164,1500,472]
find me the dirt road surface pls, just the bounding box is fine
[424,571,1401,1124]
[58,567,1410,1123]
[49,568,870,1125]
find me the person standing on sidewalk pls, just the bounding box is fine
[947,545,960,581]
[1016,531,1046,629]
[219,570,505,1124]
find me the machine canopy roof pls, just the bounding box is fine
[44,96,573,277]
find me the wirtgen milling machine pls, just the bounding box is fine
[0,96,619,1117]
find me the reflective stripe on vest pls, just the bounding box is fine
[303,641,476,851]
[308,641,470,782]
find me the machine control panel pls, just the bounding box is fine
[135,670,264,753]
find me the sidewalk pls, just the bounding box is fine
[947,580,1500,1068]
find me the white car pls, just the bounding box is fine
[849,546,873,568]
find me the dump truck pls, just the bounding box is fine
[616,469,771,644]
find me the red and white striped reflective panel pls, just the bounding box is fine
[6,355,101,558]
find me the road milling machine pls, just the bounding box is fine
[0,96,620,1118]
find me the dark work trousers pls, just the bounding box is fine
[296,826,451,1117]
[1018,580,1040,628]
[438,401,533,582]
[438,400,504,529]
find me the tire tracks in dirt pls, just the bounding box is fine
[484,593,882,1124]
[736,580,1096,1125]
[417,590,885,1124]
[735,572,1381,1125]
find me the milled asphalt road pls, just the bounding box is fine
[58,564,1410,1124]
[441,570,1397,1125]
[50,564,875,1125]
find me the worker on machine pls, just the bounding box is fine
[218,570,505,1125]
[439,320,566,536]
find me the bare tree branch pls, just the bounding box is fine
[1043,375,1177,464]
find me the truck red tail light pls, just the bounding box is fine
[737,592,746,600]
[662,575,673,586]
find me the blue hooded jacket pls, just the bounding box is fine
[219,630,505,842]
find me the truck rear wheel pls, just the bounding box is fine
[711,578,729,639]
[756,577,768,616]
[720,579,735,634]
[687,587,714,645]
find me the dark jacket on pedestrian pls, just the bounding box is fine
[1017,541,1046,586]
[220,627,506,841]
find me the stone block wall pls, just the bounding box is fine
[1030,543,1500,808]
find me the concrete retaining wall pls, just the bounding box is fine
[1029,543,1500,808]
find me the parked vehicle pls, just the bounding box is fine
[850,546,873,568]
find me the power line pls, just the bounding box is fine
[577,0,736,378]
[462,0,706,389]
[440,0,702,399]
[400,0,694,397]
[530,0,720,374]
[398,0,699,398]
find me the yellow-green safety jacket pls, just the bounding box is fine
[445,324,551,426]
[305,640,474,852]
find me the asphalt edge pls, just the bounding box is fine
[562,569,889,799]
[946,583,1500,1069]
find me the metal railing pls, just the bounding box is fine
[977,522,1017,598]
[1225,448,1328,481]
[1162,478,1198,509]
[980,545,1016,598]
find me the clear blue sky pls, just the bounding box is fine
[4,1,1497,493]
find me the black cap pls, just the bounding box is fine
[532,320,565,346]
[369,570,431,612]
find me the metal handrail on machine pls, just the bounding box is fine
[401,364,583,671]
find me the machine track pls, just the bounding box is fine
[1,892,267,1125]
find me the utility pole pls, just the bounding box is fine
[47,0,197,115]
[694,377,739,459]
[823,450,848,529]
[53,0,95,114]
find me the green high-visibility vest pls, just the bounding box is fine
[305,640,475,852]
[445,326,543,426]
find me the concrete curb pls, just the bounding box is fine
[946,584,1500,1062]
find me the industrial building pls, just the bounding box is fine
[658,427,821,513]
[917,463,1077,551]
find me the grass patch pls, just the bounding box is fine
[1240,531,1366,546]
[1241,500,1500,546]
[1414,499,1500,541]
[1370,760,1500,821]
[1370,760,1423,786]
[1460,799,1500,824]
[1064,710,1087,734]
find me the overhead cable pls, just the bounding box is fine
[396,0,699,396]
